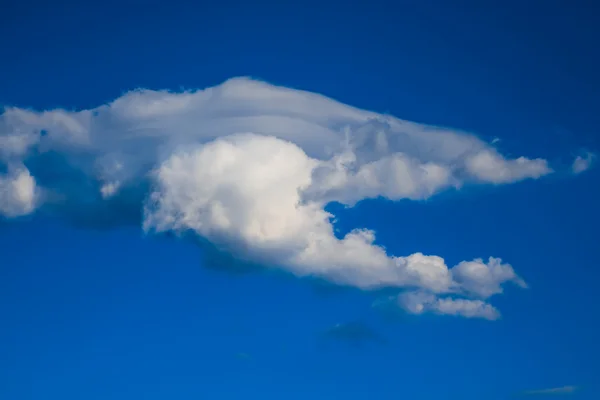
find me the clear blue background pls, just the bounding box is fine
[1,0,599,398]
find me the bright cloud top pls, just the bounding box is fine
[0,77,552,318]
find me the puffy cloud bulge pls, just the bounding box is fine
[1,77,549,319]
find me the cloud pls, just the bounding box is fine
[378,255,527,320]
[521,386,578,396]
[321,321,387,345]
[451,257,528,298]
[571,152,595,174]
[465,150,551,184]
[0,77,551,315]
[397,291,501,320]
[143,139,527,293]
[0,166,39,217]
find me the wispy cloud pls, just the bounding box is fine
[321,321,387,345]
[572,152,595,174]
[521,386,578,396]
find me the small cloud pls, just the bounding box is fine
[100,181,121,199]
[572,152,595,174]
[521,386,578,396]
[321,321,387,346]
[465,149,552,184]
[0,167,40,217]
[397,291,501,321]
[491,137,501,144]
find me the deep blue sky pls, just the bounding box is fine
[1,0,599,399]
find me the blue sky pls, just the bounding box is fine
[1,1,599,399]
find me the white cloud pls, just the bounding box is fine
[571,152,595,174]
[452,257,528,298]
[398,291,501,320]
[0,131,39,159]
[303,145,456,206]
[142,133,527,293]
[465,150,551,184]
[0,77,549,315]
[100,181,121,199]
[0,167,39,217]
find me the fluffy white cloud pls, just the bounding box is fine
[571,152,595,174]
[465,150,551,184]
[452,257,528,298]
[142,133,527,293]
[0,77,548,315]
[0,167,39,217]
[303,145,455,206]
[398,291,501,320]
